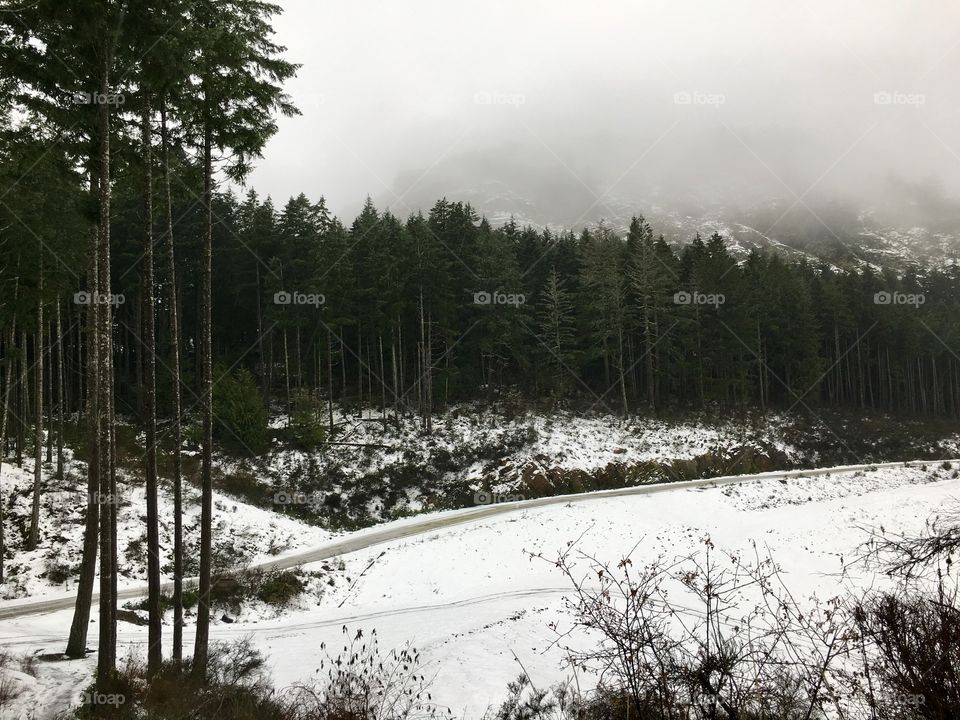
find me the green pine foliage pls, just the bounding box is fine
[213,367,270,455]
[288,390,327,448]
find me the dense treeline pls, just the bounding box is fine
[41,188,960,424]
[4,184,960,442]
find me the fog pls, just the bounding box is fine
[248,0,960,231]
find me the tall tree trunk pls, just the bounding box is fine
[617,322,628,417]
[326,329,334,434]
[391,337,399,421]
[28,263,43,550]
[256,265,267,405]
[66,170,101,660]
[0,282,18,585]
[379,335,386,428]
[17,329,26,467]
[356,322,363,416]
[425,310,433,433]
[141,100,163,673]
[45,319,52,464]
[296,325,302,392]
[193,119,214,679]
[56,301,65,479]
[96,62,117,688]
[160,99,185,662]
[283,326,291,424]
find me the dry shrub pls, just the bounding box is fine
[282,626,450,720]
[531,536,852,719]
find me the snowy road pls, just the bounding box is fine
[0,458,947,622]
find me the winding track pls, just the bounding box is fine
[0,458,946,622]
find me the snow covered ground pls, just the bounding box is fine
[1,460,957,719]
[0,452,330,600]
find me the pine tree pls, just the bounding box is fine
[537,267,576,394]
[187,0,298,676]
[579,223,631,415]
[628,216,675,410]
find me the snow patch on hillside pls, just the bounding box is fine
[0,454,329,600]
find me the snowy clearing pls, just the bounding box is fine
[0,460,957,719]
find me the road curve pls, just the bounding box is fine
[0,458,950,622]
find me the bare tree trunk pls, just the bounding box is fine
[397,320,405,412]
[45,319,52,464]
[266,327,274,409]
[160,99,185,662]
[356,322,363,416]
[326,329,334,434]
[141,100,163,673]
[27,263,43,550]
[95,66,117,686]
[193,119,214,679]
[66,171,101,660]
[424,307,433,433]
[379,335,386,428]
[17,329,26,467]
[108,289,118,666]
[391,336,398,422]
[283,326,291,424]
[296,325,302,392]
[419,294,426,430]
[617,320,630,417]
[0,283,18,584]
[75,299,83,418]
[56,301,64,479]
[256,265,268,405]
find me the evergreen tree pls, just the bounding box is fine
[186,0,298,676]
[537,267,576,394]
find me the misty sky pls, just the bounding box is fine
[247,0,960,227]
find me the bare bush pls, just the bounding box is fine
[18,652,38,678]
[849,504,960,719]
[854,502,960,581]
[78,638,285,720]
[282,626,451,720]
[0,650,26,710]
[482,673,583,720]
[531,536,854,719]
[0,671,24,710]
[852,587,960,719]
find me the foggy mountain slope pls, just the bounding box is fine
[382,174,960,271]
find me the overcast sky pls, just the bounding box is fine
[247,0,960,227]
